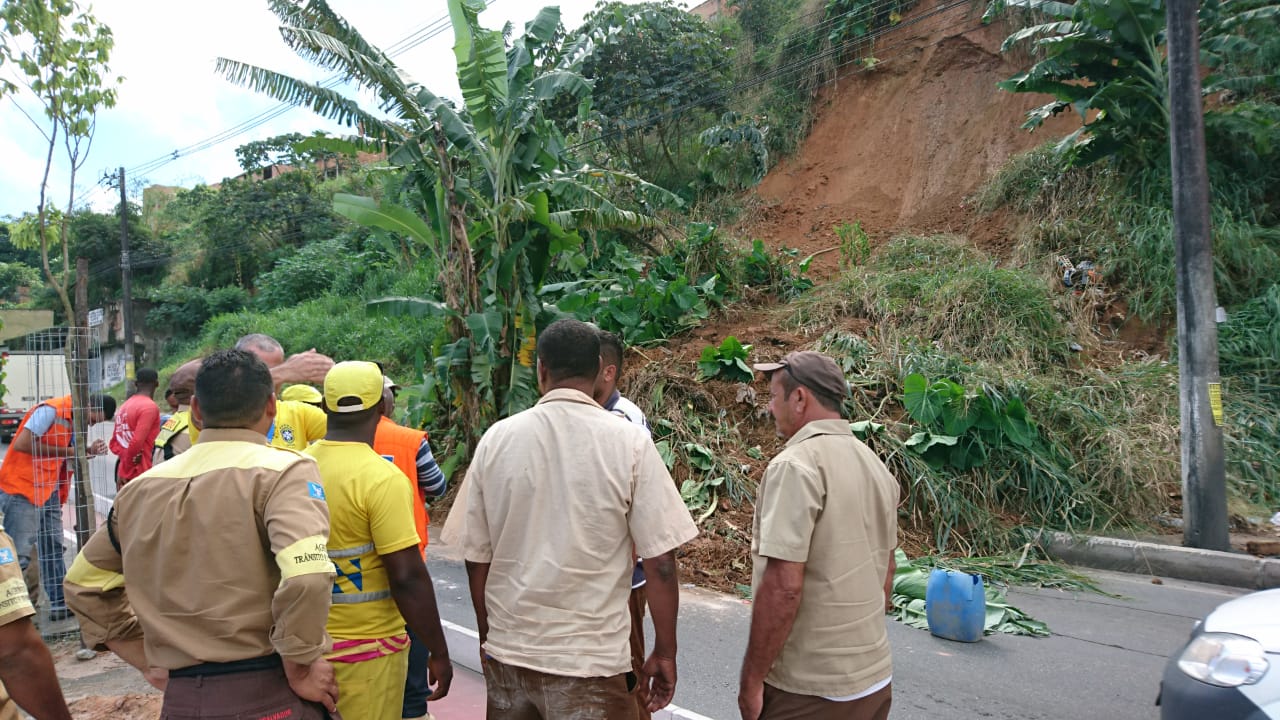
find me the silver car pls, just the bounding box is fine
[1159,588,1280,719]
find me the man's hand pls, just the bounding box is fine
[284,658,338,712]
[737,677,764,720]
[426,652,453,701]
[88,439,108,456]
[272,350,335,387]
[641,652,677,712]
[143,666,169,692]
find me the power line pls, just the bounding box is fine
[75,1,505,209]
[89,0,981,285]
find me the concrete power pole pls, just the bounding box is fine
[118,166,135,383]
[1166,0,1229,550]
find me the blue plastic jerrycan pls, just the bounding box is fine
[925,569,986,643]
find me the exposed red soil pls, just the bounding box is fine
[742,6,1079,274]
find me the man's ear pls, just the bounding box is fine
[190,396,204,429]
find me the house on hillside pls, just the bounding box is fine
[689,0,733,21]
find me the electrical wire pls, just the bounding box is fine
[77,0,505,208]
[89,0,984,280]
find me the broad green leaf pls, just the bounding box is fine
[333,194,438,253]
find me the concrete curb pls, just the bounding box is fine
[1037,531,1280,590]
[441,620,717,720]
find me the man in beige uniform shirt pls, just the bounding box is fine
[0,527,73,720]
[739,351,899,720]
[461,318,698,719]
[65,349,340,718]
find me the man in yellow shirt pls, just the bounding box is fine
[304,362,453,719]
[186,336,329,451]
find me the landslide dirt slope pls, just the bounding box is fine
[746,3,1078,265]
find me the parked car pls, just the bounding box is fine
[0,405,22,443]
[1159,588,1280,719]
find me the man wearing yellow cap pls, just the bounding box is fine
[281,385,324,407]
[304,362,453,719]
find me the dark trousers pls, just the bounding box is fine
[761,682,892,720]
[484,658,639,720]
[403,626,431,717]
[161,666,333,720]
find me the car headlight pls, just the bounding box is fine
[1177,632,1270,687]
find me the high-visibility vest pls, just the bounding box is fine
[153,409,191,461]
[373,416,429,555]
[0,395,74,505]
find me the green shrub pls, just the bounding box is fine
[838,235,1069,365]
[197,294,442,380]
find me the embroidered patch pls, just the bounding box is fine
[307,482,326,501]
[280,425,296,444]
[0,548,13,565]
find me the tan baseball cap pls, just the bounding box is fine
[753,351,850,401]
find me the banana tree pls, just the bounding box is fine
[218,0,678,453]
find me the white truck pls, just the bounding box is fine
[0,352,72,443]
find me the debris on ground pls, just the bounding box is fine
[887,549,1052,637]
[67,694,162,720]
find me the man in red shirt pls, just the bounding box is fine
[110,368,161,489]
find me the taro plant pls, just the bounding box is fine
[680,442,726,523]
[698,336,754,382]
[901,373,1038,470]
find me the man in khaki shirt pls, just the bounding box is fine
[461,319,698,719]
[64,349,339,718]
[739,351,899,720]
[0,527,73,720]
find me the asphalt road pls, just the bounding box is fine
[3,439,1244,719]
[426,547,1244,720]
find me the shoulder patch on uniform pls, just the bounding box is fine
[0,548,14,565]
[307,481,326,501]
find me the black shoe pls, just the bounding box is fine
[47,608,74,623]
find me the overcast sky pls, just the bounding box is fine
[0,0,647,218]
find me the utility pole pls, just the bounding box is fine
[118,166,135,384]
[1167,0,1229,550]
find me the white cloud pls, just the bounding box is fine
[0,0,639,217]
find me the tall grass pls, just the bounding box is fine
[794,235,1070,366]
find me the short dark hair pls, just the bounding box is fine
[776,370,843,413]
[136,368,159,386]
[537,319,600,383]
[195,349,274,428]
[90,393,116,419]
[598,330,624,374]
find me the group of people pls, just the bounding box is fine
[0,320,900,720]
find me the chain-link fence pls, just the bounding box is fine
[0,326,111,635]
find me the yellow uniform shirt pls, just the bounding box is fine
[303,440,419,640]
[188,400,326,451]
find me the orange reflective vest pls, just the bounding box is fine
[0,395,74,505]
[373,416,429,555]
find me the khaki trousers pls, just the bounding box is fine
[484,658,639,720]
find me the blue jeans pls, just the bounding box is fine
[0,489,67,612]
[403,625,431,717]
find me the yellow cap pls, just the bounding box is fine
[280,384,323,404]
[323,361,383,413]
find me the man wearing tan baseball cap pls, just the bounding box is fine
[739,350,900,720]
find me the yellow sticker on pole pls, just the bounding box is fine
[1208,382,1223,426]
